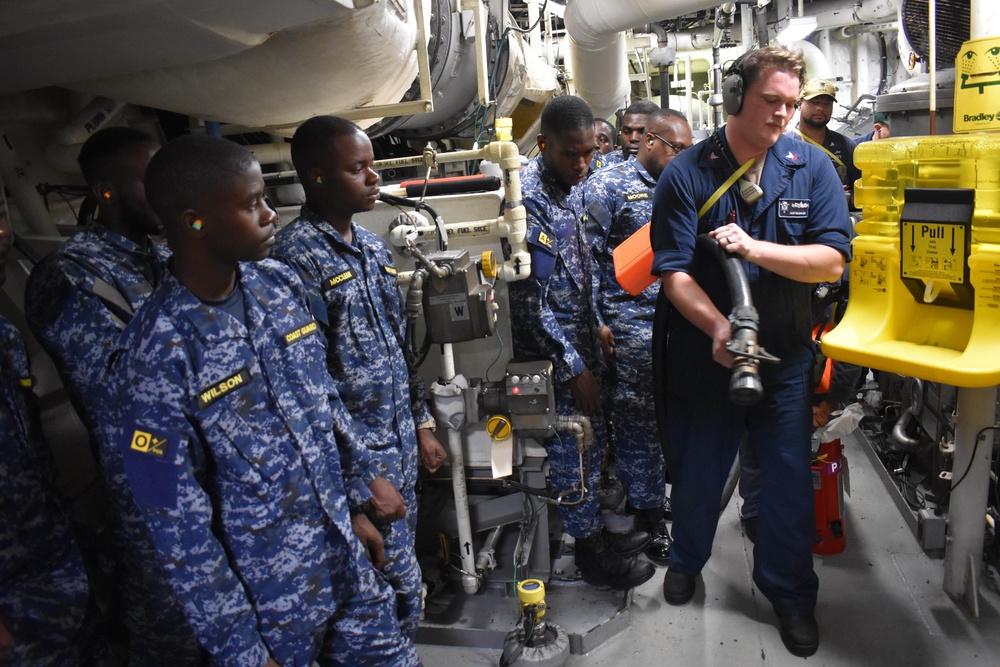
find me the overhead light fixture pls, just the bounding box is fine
[776,16,818,43]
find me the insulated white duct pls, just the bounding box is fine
[565,0,722,119]
[65,2,427,132]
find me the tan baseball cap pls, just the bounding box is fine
[801,78,837,101]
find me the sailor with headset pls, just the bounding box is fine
[648,45,853,658]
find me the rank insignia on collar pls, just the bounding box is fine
[785,151,801,161]
[708,151,720,162]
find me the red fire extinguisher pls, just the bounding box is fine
[812,438,846,555]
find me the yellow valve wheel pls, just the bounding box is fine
[486,414,512,440]
[481,250,497,279]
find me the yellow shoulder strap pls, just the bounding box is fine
[801,134,845,168]
[697,157,755,220]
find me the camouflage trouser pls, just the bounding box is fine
[369,447,423,643]
[109,511,207,666]
[610,330,666,510]
[0,545,88,666]
[545,387,607,539]
[314,545,422,667]
[381,483,422,642]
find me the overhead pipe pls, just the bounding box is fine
[970,0,1000,38]
[710,3,737,130]
[45,97,128,174]
[375,136,531,283]
[793,38,834,79]
[564,0,722,119]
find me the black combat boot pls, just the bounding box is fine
[601,527,651,556]
[575,532,656,590]
[635,507,672,566]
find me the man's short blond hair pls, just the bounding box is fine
[741,45,807,92]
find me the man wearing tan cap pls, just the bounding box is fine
[794,78,861,206]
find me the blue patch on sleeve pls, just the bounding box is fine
[309,290,330,328]
[122,427,180,508]
[527,225,557,280]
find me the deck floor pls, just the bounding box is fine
[417,431,1000,666]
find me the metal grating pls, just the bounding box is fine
[901,0,971,70]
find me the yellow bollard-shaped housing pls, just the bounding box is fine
[823,134,1000,387]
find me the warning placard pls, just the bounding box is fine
[901,221,967,283]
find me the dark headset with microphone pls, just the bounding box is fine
[721,50,754,116]
[718,50,763,204]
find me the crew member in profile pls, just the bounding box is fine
[24,126,204,664]
[111,134,420,666]
[273,116,446,641]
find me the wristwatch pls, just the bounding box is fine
[349,499,373,517]
[417,417,437,432]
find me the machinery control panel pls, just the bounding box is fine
[478,360,556,438]
[423,249,497,344]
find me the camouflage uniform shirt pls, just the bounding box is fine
[272,209,430,493]
[25,225,169,432]
[109,261,385,666]
[0,314,88,665]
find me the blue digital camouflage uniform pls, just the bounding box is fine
[583,159,666,510]
[0,313,89,666]
[25,226,170,432]
[109,260,420,667]
[23,226,205,664]
[588,149,626,174]
[651,129,852,616]
[272,209,428,641]
[508,156,608,539]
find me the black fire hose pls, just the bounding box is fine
[652,234,780,485]
[695,233,779,405]
[652,234,780,455]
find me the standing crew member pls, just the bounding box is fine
[650,46,852,657]
[111,134,420,666]
[594,118,616,155]
[793,78,861,205]
[510,95,655,591]
[24,126,203,664]
[273,115,447,641]
[583,108,692,566]
[1,190,91,666]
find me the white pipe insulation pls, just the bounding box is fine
[565,0,721,119]
[970,0,1000,38]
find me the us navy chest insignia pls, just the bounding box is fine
[537,230,554,249]
[625,191,651,202]
[283,320,319,346]
[778,199,811,218]
[324,269,356,290]
[130,429,170,457]
[196,367,251,409]
[383,265,397,276]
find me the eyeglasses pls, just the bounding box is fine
[649,133,688,155]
